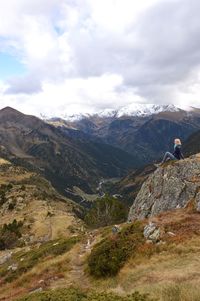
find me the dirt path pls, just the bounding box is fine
[49,232,98,290]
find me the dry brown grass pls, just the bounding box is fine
[2,208,200,301]
[86,209,200,300]
[0,240,79,301]
[89,235,200,300]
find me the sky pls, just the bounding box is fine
[0,0,200,117]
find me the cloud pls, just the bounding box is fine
[0,74,145,117]
[0,0,200,116]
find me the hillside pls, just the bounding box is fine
[0,158,83,245]
[0,158,84,300]
[0,107,138,199]
[183,129,200,156]
[109,164,156,206]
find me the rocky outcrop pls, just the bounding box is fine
[128,154,200,220]
[143,222,161,243]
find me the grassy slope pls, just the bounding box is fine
[2,208,200,301]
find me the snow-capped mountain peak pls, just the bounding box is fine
[42,104,183,121]
[99,104,180,118]
[116,103,180,117]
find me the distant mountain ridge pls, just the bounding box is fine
[47,104,200,167]
[43,103,199,121]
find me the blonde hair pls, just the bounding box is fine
[174,138,182,145]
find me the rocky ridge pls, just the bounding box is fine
[128,153,200,220]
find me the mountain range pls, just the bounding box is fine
[43,104,188,120]
[47,104,200,166]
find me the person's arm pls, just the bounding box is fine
[178,147,184,159]
[180,151,184,159]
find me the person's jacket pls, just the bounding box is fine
[173,145,184,160]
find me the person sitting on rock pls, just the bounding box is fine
[156,138,184,166]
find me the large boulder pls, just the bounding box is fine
[128,154,200,220]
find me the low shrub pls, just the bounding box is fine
[88,221,145,277]
[0,219,23,250]
[16,288,155,301]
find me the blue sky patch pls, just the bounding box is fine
[0,52,26,80]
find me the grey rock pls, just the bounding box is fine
[29,287,43,294]
[129,154,200,220]
[143,223,156,238]
[0,252,12,265]
[196,192,200,212]
[149,228,160,243]
[112,225,121,234]
[143,223,161,243]
[7,263,18,271]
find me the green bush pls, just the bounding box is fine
[84,195,127,228]
[0,219,23,250]
[88,222,145,277]
[16,288,155,301]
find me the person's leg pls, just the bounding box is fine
[161,152,175,163]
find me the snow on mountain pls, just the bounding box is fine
[43,104,183,121]
[61,113,90,122]
[98,108,118,118]
[116,104,180,117]
[96,104,181,118]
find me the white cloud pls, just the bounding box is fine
[0,0,200,116]
[0,73,146,116]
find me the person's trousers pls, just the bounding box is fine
[162,152,176,163]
